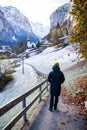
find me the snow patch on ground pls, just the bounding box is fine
[25,44,82,74]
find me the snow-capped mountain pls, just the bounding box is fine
[30,22,49,38]
[1,6,32,32]
[0,6,39,46]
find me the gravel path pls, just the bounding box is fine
[24,96,86,130]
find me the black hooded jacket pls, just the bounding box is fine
[48,65,65,96]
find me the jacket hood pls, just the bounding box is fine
[52,65,60,72]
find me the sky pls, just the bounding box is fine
[0,0,70,27]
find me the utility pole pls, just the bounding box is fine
[21,35,30,75]
[22,56,24,74]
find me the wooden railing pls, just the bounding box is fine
[0,80,49,130]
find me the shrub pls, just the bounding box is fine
[0,55,8,59]
[6,69,16,74]
[0,73,14,91]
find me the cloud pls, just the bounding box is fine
[48,0,58,2]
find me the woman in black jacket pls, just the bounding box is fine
[48,62,65,111]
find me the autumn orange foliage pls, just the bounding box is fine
[62,76,87,118]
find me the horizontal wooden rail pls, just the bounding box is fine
[0,80,47,116]
[0,79,49,130]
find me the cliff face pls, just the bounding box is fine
[50,3,73,36]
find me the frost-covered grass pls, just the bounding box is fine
[64,62,87,97]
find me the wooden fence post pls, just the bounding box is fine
[22,99,27,123]
[39,85,42,102]
[46,81,49,92]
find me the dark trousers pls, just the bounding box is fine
[50,95,59,109]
